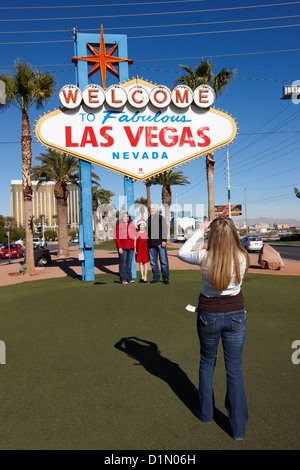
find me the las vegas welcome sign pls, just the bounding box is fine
[34,78,237,181]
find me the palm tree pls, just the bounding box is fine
[92,186,115,243]
[134,196,148,220]
[32,150,100,256]
[0,60,56,273]
[145,179,153,212]
[32,150,80,256]
[294,187,300,199]
[152,170,190,242]
[175,59,235,220]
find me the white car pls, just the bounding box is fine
[33,238,47,249]
[241,236,264,252]
[174,234,186,243]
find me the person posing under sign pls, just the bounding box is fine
[147,204,169,285]
[114,211,136,285]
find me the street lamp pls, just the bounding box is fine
[244,188,248,236]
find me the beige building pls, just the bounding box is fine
[10,180,80,228]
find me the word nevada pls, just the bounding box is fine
[59,82,216,110]
[35,78,237,181]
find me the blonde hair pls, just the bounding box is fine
[202,217,250,291]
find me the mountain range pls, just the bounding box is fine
[232,216,300,227]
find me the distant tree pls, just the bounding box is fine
[32,150,80,256]
[175,59,235,220]
[145,179,154,212]
[151,170,190,242]
[33,150,101,255]
[44,229,57,241]
[134,197,148,220]
[92,186,115,243]
[294,187,300,199]
[0,60,56,273]
[0,216,25,244]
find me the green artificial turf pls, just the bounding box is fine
[94,240,178,250]
[0,271,299,450]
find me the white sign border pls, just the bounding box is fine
[34,78,238,182]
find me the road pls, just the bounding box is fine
[267,243,300,262]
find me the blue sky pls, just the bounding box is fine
[0,0,299,224]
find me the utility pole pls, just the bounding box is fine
[226,149,231,218]
[244,188,248,236]
[72,27,79,86]
[175,192,178,235]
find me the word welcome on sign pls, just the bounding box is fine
[35,78,237,181]
[59,83,216,110]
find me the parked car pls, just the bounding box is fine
[72,236,79,243]
[33,238,47,249]
[280,233,300,242]
[0,243,4,252]
[173,234,186,243]
[0,243,24,259]
[241,236,264,252]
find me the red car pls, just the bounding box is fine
[0,243,24,259]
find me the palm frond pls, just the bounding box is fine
[152,169,190,186]
[1,60,56,113]
[32,149,79,186]
[174,59,235,96]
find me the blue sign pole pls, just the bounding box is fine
[74,31,134,281]
[117,37,136,279]
[124,178,136,278]
[76,33,95,281]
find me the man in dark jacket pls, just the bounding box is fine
[147,204,169,284]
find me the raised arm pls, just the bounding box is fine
[177,222,211,266]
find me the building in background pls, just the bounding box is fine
[10,180,80,229]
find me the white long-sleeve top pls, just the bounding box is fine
[177,228,247,297]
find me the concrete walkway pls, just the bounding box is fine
[0,243,299,287]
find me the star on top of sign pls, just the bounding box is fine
[71,25,133,89]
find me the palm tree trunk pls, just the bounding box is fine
[93,209,100,244]
[56,197,70,256]
[146,181,151,212]
[162,185,172,245]
[206,152,215,221]
[164,204,171,243]
[21,112,35,274]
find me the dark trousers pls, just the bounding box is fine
[119,249,134,282]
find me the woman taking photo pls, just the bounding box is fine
[177,216,250,440]
[114,211,136,285]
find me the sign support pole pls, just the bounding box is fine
[75,33,94,281]
[75,31,133,281]
[124,177,136,278]
[117,37,136,278]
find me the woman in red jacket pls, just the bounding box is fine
[114,211,136,284]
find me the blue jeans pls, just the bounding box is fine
[196,309,248,439]
[148,244,169,282]
[118,249,134,282]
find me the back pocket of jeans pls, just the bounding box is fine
[230,313,246,332]
[199,315,216,334]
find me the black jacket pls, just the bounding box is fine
[147,213,168,248]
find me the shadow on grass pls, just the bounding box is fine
[94,257,120,276]
[114,336,231,436]
[46,249,120,278]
